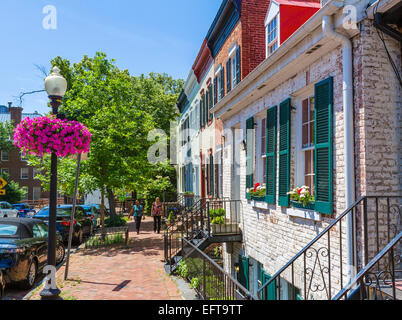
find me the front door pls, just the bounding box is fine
[260,270,277,300]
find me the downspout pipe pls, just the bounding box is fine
[322,15,356,285]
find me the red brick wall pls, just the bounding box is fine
[241,0,271,78]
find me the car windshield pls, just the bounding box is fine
[13,205,24,209]
[0,224,18,236]
[35,207,73,217]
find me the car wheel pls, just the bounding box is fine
[56,243,65,265]
[21,260,37,290]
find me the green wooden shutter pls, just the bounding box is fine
[220,67,225,99]
[210,154,214,197]
[226,59,231,93]
[236,46,241,85]
[203,94,207,127]
[266,106,277,204]
[246,117,254,190]
[213,78,218,105]
[208,85,213,121]
[199,99,202,129]
[238,256,249,290]
[314,77,333,215]
[278,98,291,207]
[260,270,276,300]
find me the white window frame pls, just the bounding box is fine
[1,151,9,162]
[228,44,239,91]
[215,65,223,103]
[21,168,29,180]
[255,114,266,186]
[266,14,279,57]
[294,91,316,192]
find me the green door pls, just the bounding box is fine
[238,256,249,290]
[260,270,277,300]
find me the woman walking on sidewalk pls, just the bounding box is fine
[131,200,143,235]
[151,197,162,234]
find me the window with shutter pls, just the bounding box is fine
[199,99,203,129]
[266,106,277,204]
[226,59,231,94]
[246,117,254,190]
[208,84,213,121]
[278,98,291,207]
[314,77,333,215]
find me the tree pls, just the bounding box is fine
[0,121,15,152]
[26,154,97,198]
[0,172,25,204]
[51,53,156,217]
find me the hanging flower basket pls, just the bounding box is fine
[13,116,91,157]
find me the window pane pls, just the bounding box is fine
[302,124,309,148]
[302,99,309,123]
[261,118,266,154]
[310,122,315,146]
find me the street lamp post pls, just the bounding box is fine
[40,67,67,300]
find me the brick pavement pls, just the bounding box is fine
[28,216,182,300]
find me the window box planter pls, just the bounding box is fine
[251,195,266,202]
[183,193,194,198]
[211,222,240,236]
[291,200,315,211]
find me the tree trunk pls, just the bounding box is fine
[101,188,105,240]
[107,187,116,217]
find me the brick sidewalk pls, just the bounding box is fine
[28,216,182,300]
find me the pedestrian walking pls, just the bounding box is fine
[151,197,162,234]
[131,200,143,235]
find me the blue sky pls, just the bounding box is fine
[0,0,222,114]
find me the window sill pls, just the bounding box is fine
[287,207,321,222]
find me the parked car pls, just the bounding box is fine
[0,218,65,289]
[79,205,101,229]
[0,202,18,218]
[33,205,93,244]
[11,204,36,218]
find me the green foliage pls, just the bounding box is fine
[26,154,96,197]
[0,173,25,204]
[209,208,225,225]
[104,215,127,227]
[213,246,221,259]
[84,233,125,248]
[0,121,14,152]
[48,53,182,215]
[167,211,176,224]
[190,277,200,289]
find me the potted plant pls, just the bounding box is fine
[209,208,239,235]
[287,186,315,210]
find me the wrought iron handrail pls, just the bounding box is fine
[182,238,255,300]
[257,195,402,300]
[333,232,402,300]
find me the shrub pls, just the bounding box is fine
[105,215,127,227]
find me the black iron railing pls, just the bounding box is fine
[258,195,402,300]
[180,238,254,300]
[164,198,241,274]
[333,232,402,300]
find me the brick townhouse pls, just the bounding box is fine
[0,103,48,201]
[210,0,402,299]
[171,0,402,300]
